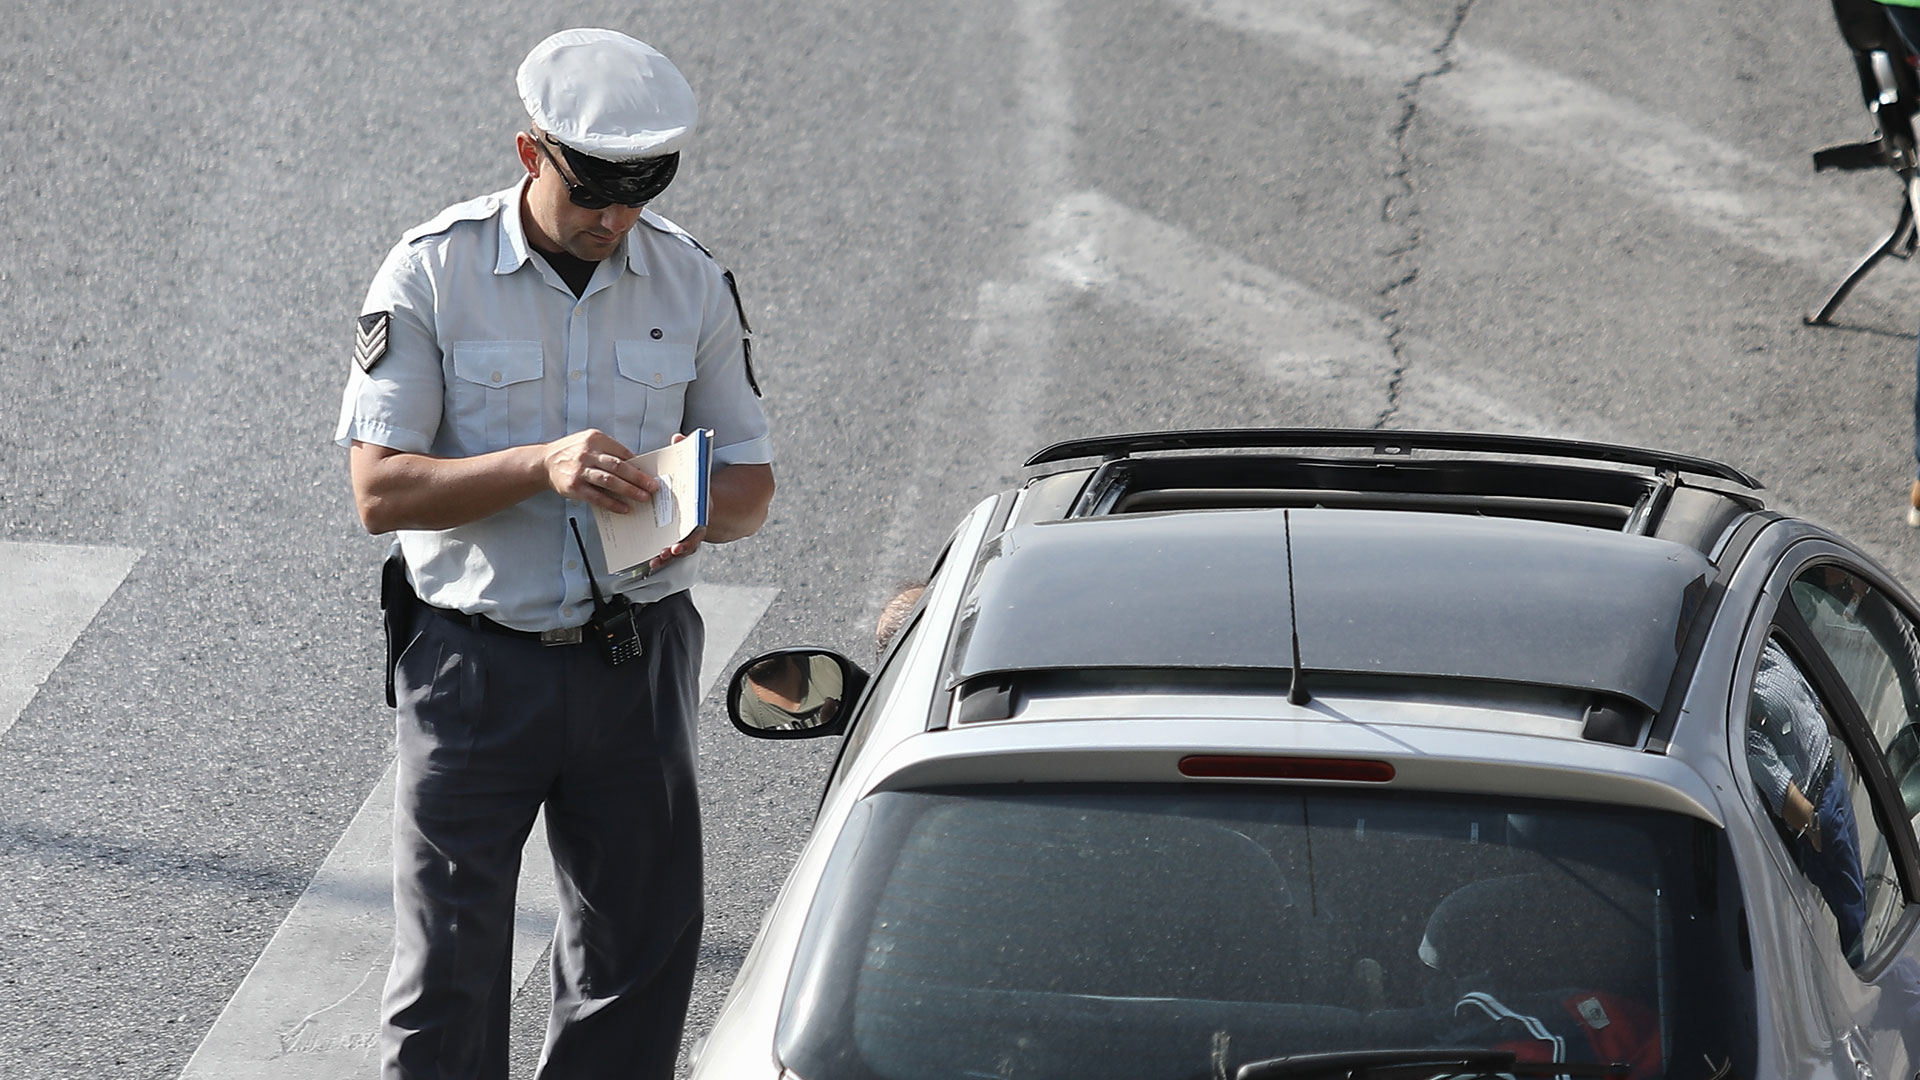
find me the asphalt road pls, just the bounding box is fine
[4,0,1918,1076]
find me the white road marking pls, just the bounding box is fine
[872,0,1071,589]
[1028,188,1559,433]
[1043,190,1397,407]
[0,540,142,740]
[960,0,1558,474]
[177,583,779,1080]
[963,0,1075,456]
[1174,0,1920,310]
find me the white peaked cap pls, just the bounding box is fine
[516,29,697,161]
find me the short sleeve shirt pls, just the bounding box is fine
[335,178,771,631]
[1747,640,1837,812]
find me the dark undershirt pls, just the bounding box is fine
[536,247,599,298]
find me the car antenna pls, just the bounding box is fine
[1283,508,1310,706]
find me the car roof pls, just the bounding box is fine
[924,429,1774,736]
[949,507,1714,711]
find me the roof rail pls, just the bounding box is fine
[1025,428,1763,489]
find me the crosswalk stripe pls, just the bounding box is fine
[0,541,142,740]
[176,583,779,1079]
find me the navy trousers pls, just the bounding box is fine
[381,591,705,1080]
[1797,769,1868,964]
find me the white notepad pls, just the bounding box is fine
[591,429,712,574]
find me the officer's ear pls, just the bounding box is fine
[515,131,541,175]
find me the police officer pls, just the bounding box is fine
[333,28,774,1079]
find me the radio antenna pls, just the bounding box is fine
[1283,509,1310,706]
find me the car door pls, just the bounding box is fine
[1746,546,1920,1079]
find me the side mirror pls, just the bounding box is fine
[727,647,870,739]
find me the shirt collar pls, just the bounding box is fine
[495,177,536,276]
[495,176,651,278]
[623,224,651,277]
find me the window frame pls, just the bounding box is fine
[819,601,929,805]
[1741,546,1920,976]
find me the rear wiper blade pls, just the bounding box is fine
[1235,1048,1632,1080]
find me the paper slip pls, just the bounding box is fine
[653,474,675,528]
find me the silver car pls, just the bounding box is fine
[695,429,1920,1080]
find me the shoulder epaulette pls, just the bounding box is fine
[401,189,510,245]
[637,209,716,259]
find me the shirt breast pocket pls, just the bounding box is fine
[449,341,544,452]
[615,337,697,452]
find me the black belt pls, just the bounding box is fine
[422,601,588,646]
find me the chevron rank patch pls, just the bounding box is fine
[354,312,391,373]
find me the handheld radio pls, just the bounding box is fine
[569,519,643,667]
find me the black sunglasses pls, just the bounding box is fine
[533,138,646,210]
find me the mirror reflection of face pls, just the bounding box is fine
[738,654,844,731]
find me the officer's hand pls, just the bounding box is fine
[543,429,657,512]
[649,526,706,572]
[1784,784,1822,852]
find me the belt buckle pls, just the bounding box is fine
[540,626,584,646]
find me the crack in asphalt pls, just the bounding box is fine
[1374,0,1477,429]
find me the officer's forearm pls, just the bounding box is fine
[350,441,549,534]
[703,464,775,543]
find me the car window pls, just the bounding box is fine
[775,787,1754,1080]
[1791,566,1920,835]
[1745,636,1901,965]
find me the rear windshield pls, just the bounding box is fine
[776,786,1752,1080]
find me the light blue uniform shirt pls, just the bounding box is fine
[335,178,772,631]
[1747,639,1837,812]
